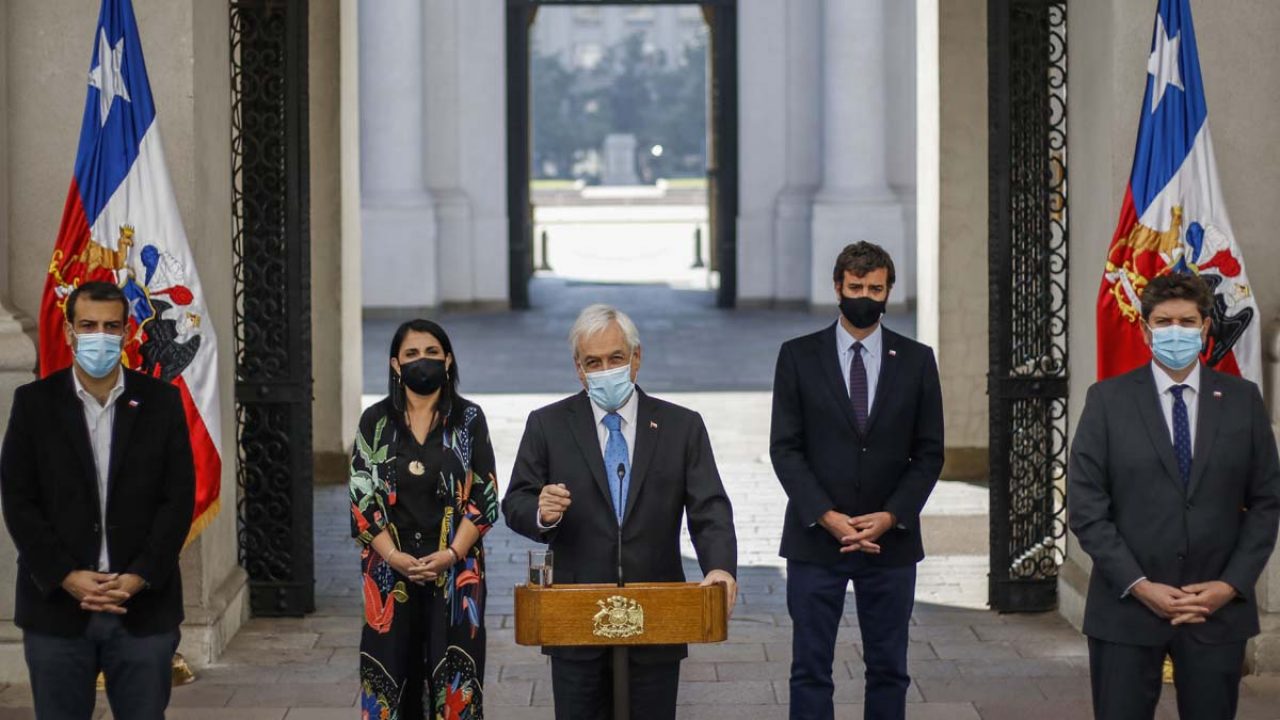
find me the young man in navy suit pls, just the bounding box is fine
[771,242,944,720]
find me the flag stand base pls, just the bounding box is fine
[96,653,196,690]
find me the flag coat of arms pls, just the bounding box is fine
[1096,0,1260,384]
[38,0,222,541]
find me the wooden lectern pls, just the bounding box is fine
[515,581,728,719]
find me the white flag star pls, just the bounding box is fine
[1147,14,1183,113]
[87,28,131,126]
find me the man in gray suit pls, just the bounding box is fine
[1068,273,1280,719]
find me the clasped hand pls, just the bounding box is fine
[62,570,145,614]
[820,511,895,554]
[389,550,454,586]
[1130,579,1237,626]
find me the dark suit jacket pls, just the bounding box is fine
[1068,365,1280,646]
[502,389,737,662]
[0,368,195,637]
[770,323,944,567]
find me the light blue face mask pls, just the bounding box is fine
[1149,324,1203,371]
[584,363,635,412]
[74,332,124,378]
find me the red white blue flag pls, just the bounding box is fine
[1097,0,1260,384]
[38,0,222,541]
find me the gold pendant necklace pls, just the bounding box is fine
[408,460,426,476]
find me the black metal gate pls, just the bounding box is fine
[504,0,738,309]
[987,0,1069,613]
[230,0,315,617]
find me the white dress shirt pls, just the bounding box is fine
[1151,360,1200,454]
[1124,361,1202,597]
[72,369,126,572]
[537,387,638,530]
[836,321,882,414]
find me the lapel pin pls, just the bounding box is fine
[649,421,658,430]
[888,350,897,357]
[1213,391,1222,399]
[128,399,140,408]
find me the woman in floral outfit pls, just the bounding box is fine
[350,319,498,719]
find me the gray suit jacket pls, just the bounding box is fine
[1067,364,1280,646]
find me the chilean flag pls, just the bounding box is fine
[38,0,222,542]
[1097,0,1260,384]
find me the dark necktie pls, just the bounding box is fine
[849,342,868,434]
[1170,384,1192,489]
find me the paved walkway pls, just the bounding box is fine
[363,278,917,394]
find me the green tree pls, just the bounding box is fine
[530,31,708,182]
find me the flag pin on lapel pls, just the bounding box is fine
[649,421,659,429]
[128,399,140,408]
[888,350,897,357]
[1213,391,1222,399]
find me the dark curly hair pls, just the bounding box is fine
[1139,273,1212,322]
[832,241,896,288]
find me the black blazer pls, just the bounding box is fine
[502,389,737,663]
[1068,365,1280,646]
[0,368,195,636]
[770,323,944,567]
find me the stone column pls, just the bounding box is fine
[1255,321,1280,670]
[1059,0,1151,638]
[772,0,822,304]
[737,0,820,305]
[0,0,41,679]
[308,0,362,481]
[424,0,508,308]
[810,0,912,308]
[360,0,437,312]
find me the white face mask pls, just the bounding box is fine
[584,364,634,412]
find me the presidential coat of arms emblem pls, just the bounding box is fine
[592,596,645,639]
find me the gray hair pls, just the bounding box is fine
[569,304,641,359]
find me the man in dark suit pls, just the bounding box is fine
[771,241,944,720]
[503,303,737,719]
[1068,273,1280,719]
[0,281,195,720]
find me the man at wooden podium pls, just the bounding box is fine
[503,303,738,719]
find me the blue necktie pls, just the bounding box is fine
[602,412,630,522]
[1170,384,1192,489]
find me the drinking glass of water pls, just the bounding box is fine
[528,549,553,587]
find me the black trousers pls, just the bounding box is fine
[787,556,917,720]
[1088,633,1246,720]
[550,652,681,720]
[23,612,179,720]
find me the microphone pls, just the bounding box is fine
[616,462,626,588]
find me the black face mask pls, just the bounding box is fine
[839,296,886,330]
[398,358,447,396]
